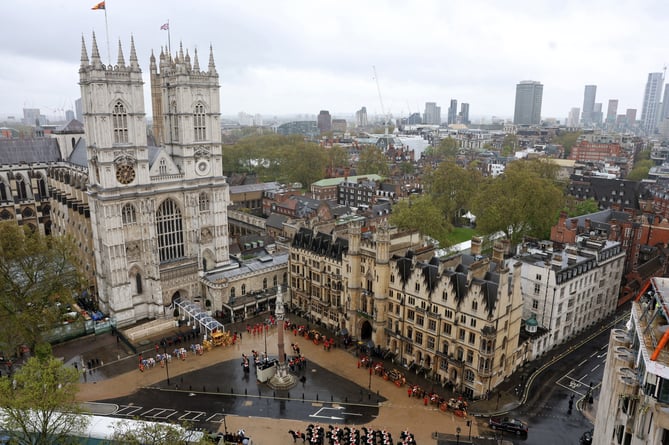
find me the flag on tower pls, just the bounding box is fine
[91,1,105,10]
[160,22,169,31]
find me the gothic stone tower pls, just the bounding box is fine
[79,34,230,326]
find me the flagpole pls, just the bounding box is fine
[104,5,111,65]
[167,19,171,56]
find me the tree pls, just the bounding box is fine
[110,419,210,445]
[0,344,89,445]
[425,162,481,225]
[552,131,581,158]
[471,161,565,244]
[565,197,600,216]
[423,137,459,160]
[357,145,389,176]
[0,223,82,354]
[280,142,328,187]
[390,195,451,246]
[627,159,654,181]
[501,134,518,156]
[326,145,349,172]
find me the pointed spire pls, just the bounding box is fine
[117,40,126,67]
[129,35,140,70]
[193,48,200,72]
[91,31,102,67]
[208,44,216,74]
[185,49,191,71]
[149,49,156,71]
[178,41,184,62]
[80,35,89,68]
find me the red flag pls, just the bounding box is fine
[160,22,169,31]
[91,1,105,10]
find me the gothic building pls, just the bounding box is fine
[288,222,524,397]
[75,34,231,325]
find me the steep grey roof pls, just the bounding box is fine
[54,119,84,134]
[292,227,348,260]
[266,213,288,229]
[148,146,161,167]
[68,137,88,167]
[0,138,62,165]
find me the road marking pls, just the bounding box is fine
[578,360,587,367]
[207,413,227,423]
[591,364,601,372]
[569,380,581,389]
[179,411,206,422]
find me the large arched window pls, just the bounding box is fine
[193,103,206,141]
[156,198,184,262]
[15,175,28,200]
[159,159,167,175]
[0,181,7,201]
[122,203,136,225]
[112,101,129,143]
[37,177,48,199]
[170,101,179,142]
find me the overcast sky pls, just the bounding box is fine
[1,0,667,122]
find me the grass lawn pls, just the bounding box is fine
[445,226,479,246]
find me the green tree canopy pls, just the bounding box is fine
[471,160,566,244]
[423,137,459,161]
[110,419,210,445]
[552,131,581,157]
[390,195,451,246]
[326,145,349,171]
[0,223,82,353]
[565,197,600,217]
[0,345,88,445]
[222,134,327,186]
[425,162,481,225]
[357,145,390,176]
[627,159,654,181]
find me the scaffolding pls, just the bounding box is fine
[173,297,225,336]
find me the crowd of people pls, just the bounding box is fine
[288,425,417,445]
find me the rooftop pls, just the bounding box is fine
[632,276,669,379]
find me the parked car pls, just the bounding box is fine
[489,417,529,436]
[580,429,593,445]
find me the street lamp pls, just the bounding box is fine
[456,427,461,445]
[368,366,372,391]
[162,343,170,386]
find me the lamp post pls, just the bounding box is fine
[456,426,461,445]
[264,321,268,358]
[162,343,170,386]
[368,366,372,391]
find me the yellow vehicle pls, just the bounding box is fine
[211,331,226,346]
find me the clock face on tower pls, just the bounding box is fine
[196,160,210,176]
[116,164,136,185]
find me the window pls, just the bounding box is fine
[159,159,168,175]
[444,323,452,336]
[112,101,129,143]
[170,101,179,141]
[122,204,136,225]
[442,342,449,355]
[263,278,267,290]
[464,369,475,382]
[405,343,413,354]
[445,309,453,319]
[466,350,474,364]
[15,175,27,200]
[415,282,420,292]
[427,336,435,350]
[407,327,413,340]
[241,284,246,295]
[469,332,476,344]
[534,283,541,294]
[459,329,465,341]
[193,103,206,141]
[416,315,424,326]
[156,198,184,262]
[135,273,143,294]
[471,300,478,311]
[442,290,447,302]
[532,299,539,310]
[230,287,236,299]
[407,310,415,321]
[460,314,466,323]
[273,275,278,287]
[415,332,423,346]
[199,192,210,211]
[428,319,437,331]
[470,318,477,328]
[536,274,542,281]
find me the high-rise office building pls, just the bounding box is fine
[447,99,458,125]
[641,72,664,134]
[355,106,368,127]
[513,80,543,126]
[75,98,83,121]
[65,110,75,122]
[593,103,603,125]
[581,85,597,125]
[317,110,332,133]
[423,102,441,125]
[626,109,637,127]
[660,85,669,122]
[567,107,580,127]
[606,99,619,125]
[459,103,470,125]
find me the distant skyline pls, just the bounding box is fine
[1,0,667,122]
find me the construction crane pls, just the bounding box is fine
[372,65,390,135]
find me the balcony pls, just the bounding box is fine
[481,325,497,338]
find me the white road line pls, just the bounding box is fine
[591,364,601,372]
[206,413,226,423]
[179,411,206,422]
[578,360,587,367]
